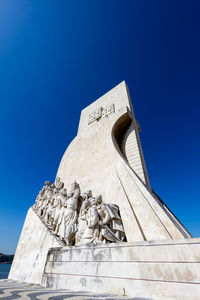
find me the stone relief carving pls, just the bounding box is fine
[33,177,126,246]
[88,104,115,124]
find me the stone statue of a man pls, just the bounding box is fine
[61,182,81,245]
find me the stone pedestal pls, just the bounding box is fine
[42,239,200,299]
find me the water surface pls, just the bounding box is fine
[0,263,11,279]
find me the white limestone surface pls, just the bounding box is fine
[9,81,196,299]
[42,238,200,299]
[56,81,191,242]
[9,208,62,284]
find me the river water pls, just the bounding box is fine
[0,264,11,279]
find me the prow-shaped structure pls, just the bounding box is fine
[9,82,200,299]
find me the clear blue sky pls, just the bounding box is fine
[0,1,199,254]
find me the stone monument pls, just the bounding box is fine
[9,82,200,299]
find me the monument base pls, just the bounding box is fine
[42,239,200,299]
[9,208,63,284]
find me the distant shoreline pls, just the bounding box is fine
[0,254,14,264]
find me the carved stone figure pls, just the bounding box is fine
[34,181,50,213]
[37,185,50,217]
[96,195,125,242]
[55,177,64,190]
[63,183,80,245]
[76,198,90,245]
[54,189,68,240]
[52,189,64,232]
[45,181,52,186]
[86,190,92,200]
[43,188,54,223]
[33,180,126,246]
[79,197,101,245]
[54,182,80,245]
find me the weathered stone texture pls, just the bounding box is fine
[9,208,62,284]
[43,239,200,299]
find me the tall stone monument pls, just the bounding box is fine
[9,82,200,299]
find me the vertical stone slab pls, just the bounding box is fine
[9,207,62,284]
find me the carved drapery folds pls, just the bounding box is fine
[33,178,126,246]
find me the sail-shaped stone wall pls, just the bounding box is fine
[9,82,200,299]
[56,81,191,242]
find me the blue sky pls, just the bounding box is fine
[0,1,199,254]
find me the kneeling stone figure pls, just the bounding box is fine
[33,178,126,246]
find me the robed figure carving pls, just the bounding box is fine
[34,179,126,246]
